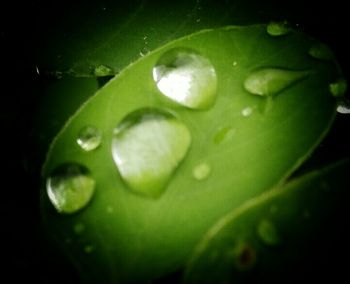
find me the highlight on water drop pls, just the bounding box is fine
[46,163,96,214]
[266,21,291,36]
[153,48,217,109]
[111,107,191,198]
[244,68,310,97]
[77,126,102,151]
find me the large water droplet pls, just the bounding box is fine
[153,48,217,109]
[308,43,334,61]
[111,108,191,198]
[46,163,96,214]
[329,78,347,97]
[192,162,211,180]
[257,219,282,246]
[77,126,102,151]
[266,21,291,36]
[244,68,310,96]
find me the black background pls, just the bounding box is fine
[1,0,349,283]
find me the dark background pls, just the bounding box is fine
[1,0,349,282]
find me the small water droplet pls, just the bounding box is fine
[192,162,211,180]
[93,64,114,77]
[46,163,96,214]
[266,21,291,36]
[106,206,114,213]
[233,242,256,271]
[241,107,253,117]
[140,47,150,57]
[153,48,217,109]
[213,127,234,144]
[84,245,95,253]
[308,43,334,61]
[336,99,350,114]
[73,222,85,234]
[232,61,238,66]
[77,126,102,152]
[257,219,282,246]
[111,108,191,198]
[329,78,347,97]
[244,68,310,96]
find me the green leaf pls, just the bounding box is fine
[184,159,350,283]
[41,25,339,282]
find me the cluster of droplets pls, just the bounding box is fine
[47,23,348,215]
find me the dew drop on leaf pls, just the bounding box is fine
[244,68,310,96]
[266,21,291,36]
[241,107,253,117]
[329,78,347,97]
[192,162,211,180]
[153,48,217,109]
[77,126,102,151]
[257,219,282,246]
[111,108,191,198]
[308,43,334,61]
[46,163,96,214]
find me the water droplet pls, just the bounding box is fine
[257,219,282,246]
[213,126,234,144]
[241,107,253,117]
[337,99,350,114]
[46,163,96,214]
[192,162,211,180]
[106,206,114,213]
[84,245,95,253]
[111,108,191,198]
[266,21,291,36]
[233,242,256,271]
[308,43,334,61]
[93,64,114,77]
[329,78,347,97]
[153,48,217,109]
[77,126,102,151]
[140,46,150,57]
[232,61,238,66]
[244,68,310,96]
[73,222,85,234]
